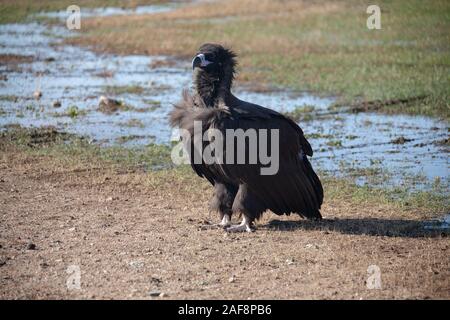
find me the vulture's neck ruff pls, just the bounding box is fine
[193,51,236,107]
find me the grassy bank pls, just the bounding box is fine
[0,0,166,24]
[1,126,447,216]
[66,0,450,119]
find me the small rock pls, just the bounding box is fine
[26,243,36,250]
[159,292,166,298]
[228,276,235,283]
[52,100,61,108]
[149,290,161,297]
[98,96,122,113]
[150,276,162,284]
[33,90,42,99]
[391,136,413,145]
[129,260,144,269]
[285,259,294,265]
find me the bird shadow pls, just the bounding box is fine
[264,218,448,238]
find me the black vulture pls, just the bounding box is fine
[170,43,323,232]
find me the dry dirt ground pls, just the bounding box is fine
[0,143,449,300]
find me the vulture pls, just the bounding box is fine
[170,43,323,232]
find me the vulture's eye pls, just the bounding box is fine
[205,54,215,63]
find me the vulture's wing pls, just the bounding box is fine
[170,90,224,185]
[213,100,323,218]
[229,101,313,156]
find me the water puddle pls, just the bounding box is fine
[0,3,448,192]
[423,214,450,233]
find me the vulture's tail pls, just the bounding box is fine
[301,155,323,219]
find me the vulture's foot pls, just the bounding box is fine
[199,215,231,230]
[225,217,254,233]
[219,214,231,228]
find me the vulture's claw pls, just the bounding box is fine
[199,215,231,231]
[225,217,254,233]
[225,224,254,233]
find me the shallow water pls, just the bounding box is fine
[0,3,448,192]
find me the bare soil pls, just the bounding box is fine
[0,142,448,300]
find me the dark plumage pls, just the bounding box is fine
[170,43,323,232]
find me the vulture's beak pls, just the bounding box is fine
[192,53,212,69]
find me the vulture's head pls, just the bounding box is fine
[192,43,237,95]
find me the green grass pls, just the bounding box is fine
[283,105,316,122]
[253,1,449,118]
[66,105,83,118]
[323,174,448,216]
[120,119,145,128]
[144,99,162,110]
[305,133,334,140]
[115,134,145,144]
[0,126,172,169]
[104,85,145,95]
[50,105,87,118]
[0,0,166,24]
[254,1,450,118]
[0,95,18,102]
[326,140,343,147]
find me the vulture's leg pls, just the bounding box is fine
[226,184,263,233]
[225,215,254,233]
[219,214,231,227]
[202,183,237,229]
